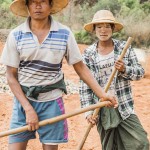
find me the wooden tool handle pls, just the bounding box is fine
[0,101,111,138]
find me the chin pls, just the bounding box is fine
[33,16,46,20]
[99,38,109,42]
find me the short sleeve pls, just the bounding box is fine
[0,31,20,68]
[65,30,82,65]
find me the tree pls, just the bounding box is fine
[140,0,149,3]
[73,0,98,6]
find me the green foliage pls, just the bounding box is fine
[141,2,150,14]
[1,0,11,9]
[0,0,24,29]
[74,30,97,45]
[72,0,150,48]
[92,0,121,15]
[77,0,121,26]
[118,0,139,9]
[113,30,127,41]
[0,0,149,48]
[74,0,98,6]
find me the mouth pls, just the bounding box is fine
[35,12,42,15]
[100,35,108,37]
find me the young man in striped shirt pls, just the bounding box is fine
[0,1,117,150]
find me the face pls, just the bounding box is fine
[95,23,113,42]
[27,0,52,20]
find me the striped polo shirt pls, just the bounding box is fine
[0,17,82,101]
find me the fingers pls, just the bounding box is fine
[86,115,98,127]
[28,123,39,131]
[110,97,118,108]
[105,101,113,107]
[25,108,39,131]
[105,99,118,108]
[103,94,118,108]
[27,120,39,131]
[115,60,125,72]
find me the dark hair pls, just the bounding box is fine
[93,23,115,32]
[110,23,115,30]
[93,24,96,32]
[25,0,53,6]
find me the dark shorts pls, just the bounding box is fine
[9,97,68,144]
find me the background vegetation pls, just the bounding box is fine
[0,0,150,48]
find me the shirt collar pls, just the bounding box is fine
[50,16,59,32]
[22,16,59,33]
[91,39,119,55]
[23,17,32,33]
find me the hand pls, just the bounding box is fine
[101,93,118,108]
[25,107,39,131]
[86,114,98,127]
[115,60,125,73]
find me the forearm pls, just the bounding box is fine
[7,74,33,112]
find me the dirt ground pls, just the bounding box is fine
[0,42,150,150]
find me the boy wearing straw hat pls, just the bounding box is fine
[0,1,118,150]
[80,10,149,150]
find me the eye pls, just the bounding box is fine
[30,0,36,4]
[106,25,111,28]
[41,0,46,3]
[97,26,102,28]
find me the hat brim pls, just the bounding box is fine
[84,20,123,33]
[10,0,69,17]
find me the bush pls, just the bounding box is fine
[0,0,24,29]
[74,30,97,45]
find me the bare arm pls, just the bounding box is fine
[6,66,39,131]
[73,61,117,107]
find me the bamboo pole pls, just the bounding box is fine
[77,37,133,150]
[0,101,111,138]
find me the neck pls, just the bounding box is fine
[98,38,113,48]
[29,17,50,31]
[97,38,114,55]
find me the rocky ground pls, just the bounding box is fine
[0,29,11,43]
[0,41,150,150]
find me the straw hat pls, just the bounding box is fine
[10,0,68,17]
[84,10,123,33]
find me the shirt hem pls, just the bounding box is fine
[27,93,63,102]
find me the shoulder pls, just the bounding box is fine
[113,38,133,55]
[113,38,133,51]
[83,42,98,57]
[113,39,127,49]
[8,22,27,40]
[54,20,72,35]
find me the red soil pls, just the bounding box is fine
[0,43,150,150]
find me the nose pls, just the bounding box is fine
[101,26,107,31]
[100,27,106,33]
[35,2,42,8]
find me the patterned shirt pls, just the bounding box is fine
[79,39,145,120]
[97,50,115,94]
[0,16,82,101]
